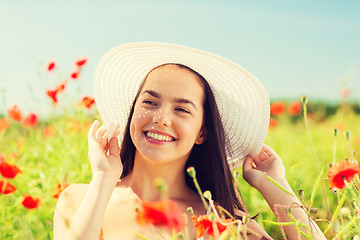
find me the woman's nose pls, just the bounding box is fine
[153,109,172,127]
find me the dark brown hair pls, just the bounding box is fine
[120,64,243,216]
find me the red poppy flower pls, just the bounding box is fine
[8,105,22,121]
[0,180,17,195]
[56,81,67,92]
[21,113,38,127]
[269,118,278,129]
[192,215,232,238]
[0,159,22,179]
[327,160,360,190]
[78,96,95,109]
[270,102,286,116]
[71,72,79,79]
[47,61,56,71]
[76,58,88,67]
[136,199,187,233]
[52,183,69,199]
[46,89,58,104]
[21,195,40,209]
[288,101,302,116]
[0,118,10,132]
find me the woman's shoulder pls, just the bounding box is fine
[54,184,89,218]
[58,183,89,202]
[53,183,91,237]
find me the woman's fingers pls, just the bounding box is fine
[252,144,281,166]
[88,120,120,156]
[97,129,108,150]
[88,120,100,143]
[260,144,279,158]
[243,155,260,188]
[108,137,120,158]
[243,155,254,172]
[253,150,269,165]
[96,125,106,141]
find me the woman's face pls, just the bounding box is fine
[130,64,206,165]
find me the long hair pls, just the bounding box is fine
[120,64,243,216]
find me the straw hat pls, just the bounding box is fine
[93,42,269,170]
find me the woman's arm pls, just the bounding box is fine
[243,144,326,240]
[53,177,116,240]
[53,120,122,240]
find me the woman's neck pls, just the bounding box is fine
[121,152,198,202]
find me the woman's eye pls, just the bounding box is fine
[175,107,190,114]
[143,100,156,106]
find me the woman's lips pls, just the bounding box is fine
[144,131,176,145]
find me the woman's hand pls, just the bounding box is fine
[242,144,286,190]
[88,120,122,183]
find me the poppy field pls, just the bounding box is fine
[1,60,360,239]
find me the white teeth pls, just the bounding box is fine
[146,132,173,142]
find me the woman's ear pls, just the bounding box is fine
[195,128,207,145]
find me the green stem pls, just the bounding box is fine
[332,130,338,165]
[262,220,295,226]
[324,193,346,234]
[192,176,209,210]
[345,131,354,160]
[302,99,332,227]
[265,173,294,196]
[287,212,310,239]
[134,232,149,240]
[331,216,357,240]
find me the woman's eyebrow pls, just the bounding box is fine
[142,90,197,110]
[174,97,197,110]
[141,90,160,98]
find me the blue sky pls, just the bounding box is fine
[1,0,359,116]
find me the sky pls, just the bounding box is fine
[0,0,359,117]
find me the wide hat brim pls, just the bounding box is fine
[93,42,270,170]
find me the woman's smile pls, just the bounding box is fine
[144,130,176,145]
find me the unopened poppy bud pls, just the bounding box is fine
[233,170,240,180]
[298,189,304,200]
[300,96,308,105]
[187,207,194,214]
[154,178,167,194]
[203,191,212,200]
[345,131,351,141]
[242,215,250,224]
[186,167,196,178]
[177,233,185,239]
[333,129,339,136]
[310,208,318,214]
[340,207,351,217]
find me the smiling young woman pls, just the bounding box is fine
[53,42,326,240]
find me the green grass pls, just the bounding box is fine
[1,106,360,239]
